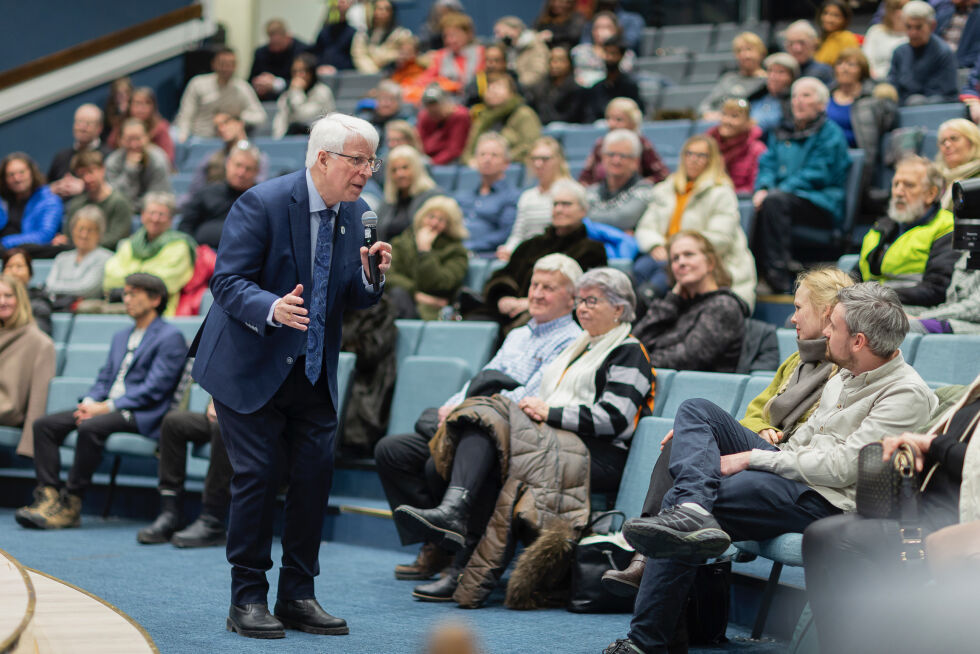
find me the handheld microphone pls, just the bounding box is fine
[361,211,381,292]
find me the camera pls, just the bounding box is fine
[952,178,980,270]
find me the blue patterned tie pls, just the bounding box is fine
[305,209,335,384]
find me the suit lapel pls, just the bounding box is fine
[289,174,313,295]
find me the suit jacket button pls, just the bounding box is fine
[286,356,294,365]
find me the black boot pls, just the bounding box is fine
[171,513,226,548]
[393,487,470,551]
[137,493,181,544]
[412,566,461,602]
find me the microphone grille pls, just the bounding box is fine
[361,211,378,227]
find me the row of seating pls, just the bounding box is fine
[638,21,772,58]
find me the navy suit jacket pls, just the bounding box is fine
[87,317,188,440]
[191,169,381,414]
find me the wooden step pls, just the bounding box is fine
[0,548,35,654]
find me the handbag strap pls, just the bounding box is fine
[582,510,626,536]
[894,444,925,565]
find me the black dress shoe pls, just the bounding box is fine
[171,514,226,548]
[274,598,349,635]
[137,511,181,544]
[226,603,285,639]
[412,568,460,602]
[393,486,470,552]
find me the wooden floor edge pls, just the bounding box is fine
[24,567,159,654]
[0,547,36,654]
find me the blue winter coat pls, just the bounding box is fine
[754,115,849,225]
[0,185,63,248]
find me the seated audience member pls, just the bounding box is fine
[752,77,848,294]
[103,78,132,144]
[461,43,515,109]
[963,51,980,124]
[249,19,308,101]
[386,196,469,320]
[384,120,425,153]
[603,282,935,654]
[935,118,980,210]
[584,129,654,232]
[935,0,980,66]
[498,136,573,260]
[416,0,460,52]
[108,87,176,167]
[814,0,860,65]
[524,46,590,125]
[62,151,133,251]
[0,153,63,249]
[580,97,669,186]
[749,53,800,136]
[417,85,471,165]
[378,145,445,241]
[3,249,53,336]
[174,47,265,142]
[697,33,768,120]
[351,0,410,74]
[0,274,55,458]
[888,1,959,105]
[906,251,980,333]
[394,267,653,606]
[375,254,584,583]
[571,11,636,89]
[14,273,188,530]
[185,113,269,200]
[137,397,232,548]
[179,143,261,249]
[857,156,956,308]
[492,16,550,90]
[310,0,357,76]
[358,81,412,148]
[104,119,173,211]
[579,0,643,53]
[457,133,521,254]
[534,0,585,50]
[804,376,980,654]
[481,179,606,327]
[863,0,909,80]
[634,136,757,309]
[588,37,645,119]
[47,104,112,200]
[388,34,430,106]
[271,53,337,138]
[603,266,855,596]
[104,193,195,317]
[418,12,485,96]
[707,98,767,193]
[633,231,749,372]
[782,20,834,85]
[462,77,542,165]
[43,206,113,307]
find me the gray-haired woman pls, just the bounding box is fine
[43,205,113,306]
[393,267,656,605]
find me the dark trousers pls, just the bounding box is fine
[32,409,138,496]
[628,399,839,653]
[157,410,232,518]
[213,361,337,607]
[752,190,834,293]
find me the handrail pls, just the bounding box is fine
[0,4,202,91]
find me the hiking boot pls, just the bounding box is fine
[603,638,646,653]
[393,487,470,552]
[394,542,452,580]
[20,491,82,530]
[623,505,730,560]
[14,486,60,528]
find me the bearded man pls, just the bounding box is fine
[855,155,957,308]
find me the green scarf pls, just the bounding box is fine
[129,227,197,264]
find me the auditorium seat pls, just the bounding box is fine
[912,334,980,385]
[657,371,750,418]
[394,319,424,369]
[416,321,499,374]
[651,368,676,417]
[614,416,672,517]
[386,355,472,435]
[734,374,776,420]
[62,344,110,378]
[68,316,133,345]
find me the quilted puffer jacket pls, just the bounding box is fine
[429,394,591,608]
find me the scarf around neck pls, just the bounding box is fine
[765,337,836,432]
[538,322,632,408]
[129,227,197,264]
[939,161,980,210]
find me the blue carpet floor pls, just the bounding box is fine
[0,509,787,653]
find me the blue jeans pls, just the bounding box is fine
[627,398,840,652]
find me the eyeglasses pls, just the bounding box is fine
[574,295,604,308]
[682,150,710,160]
[325,151,383,172]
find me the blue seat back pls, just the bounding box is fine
[734,374,776,421]
[899,333,922,364]
[429,165,458,192]
[169,317,203,345]
[615,417,673,517]
[640,120,693,159]
[62,344,110,378]
[188,383,211,413]
[912,335,980,385]
[651,368,676,417]
[776,329,797,362]
[464,258,492,291]
[394,319,424,370]
[51,313,74,344]
[658,371,750,418]
[416,322,499,375]
[179,140,222,173]
[69,316,132,345]
[896,103,967,130]
[836,253,859,273]
[47,377,93,413]
[387,355,472,435]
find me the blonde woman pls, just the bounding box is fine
[863,0,909,80]
[0,273,56,457]
[378,144,445,241]
[698,32,769,120]
[579,97,669,186]
[498,136,572,260]
[935,118,980,210]
[634,135,757,309]
[386,196,469,320]
[384,119,424,153]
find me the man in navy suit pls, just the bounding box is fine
[190,113,392,639]
[16,273,188,530]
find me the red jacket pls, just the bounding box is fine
[707,125,767,194]
[418,105,471,165]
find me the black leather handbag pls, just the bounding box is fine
[568,511,635,613]
[856,441,926,564]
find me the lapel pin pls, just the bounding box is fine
[340,226,345,235]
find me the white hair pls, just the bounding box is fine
[305,113,380,168]
[533,253,583,291]
[550,178,589,213]
[792,76,830,106]
[784,19,819,43]
[602,129,642,158]
[902,0,936,21]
